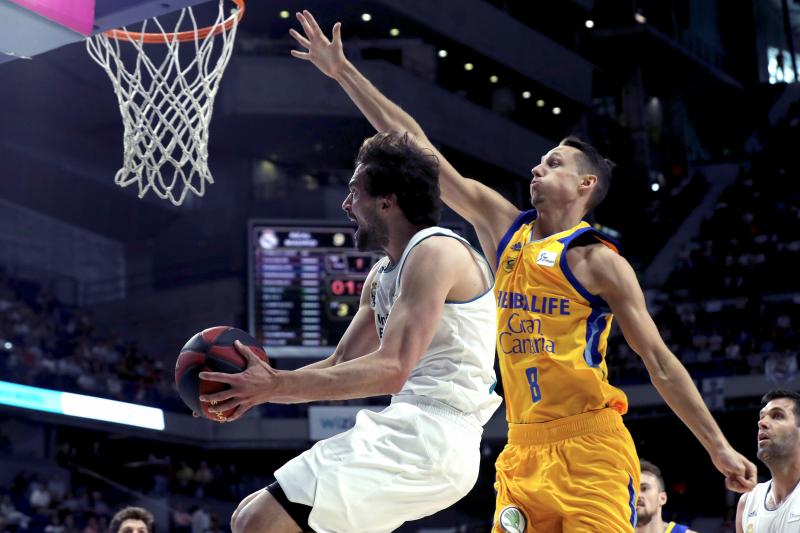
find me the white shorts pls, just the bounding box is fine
[274,395,483,533]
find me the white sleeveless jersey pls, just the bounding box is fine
[370,227,502,426]
[742,480,800,532]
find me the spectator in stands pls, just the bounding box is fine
[190,505,210,533]
[29,479,52,512]
[0,493,31,529]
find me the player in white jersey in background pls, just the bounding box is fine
[199,131,501,533]
[737,390,800,533]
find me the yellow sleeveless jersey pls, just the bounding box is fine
[495,209,628,423]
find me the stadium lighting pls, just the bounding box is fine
[279,10,290,19]
[389,28,400,37]
[361,13,372,22]
[651,182,661,192]
[464,62,474,71]
[635,12,647,24]
[438,49,448,58]
[0,380,165,430]
[552,107,562,115]
[522,91,531,99]
[536,99,545,107]
[490,75,499,83]
[585,20,595,28]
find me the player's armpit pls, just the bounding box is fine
[433,150,521,248]
[329,261,382,365]
[400,134,519,266]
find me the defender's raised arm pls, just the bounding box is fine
[290,10,520,266]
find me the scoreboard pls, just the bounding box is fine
[248,221,382,358]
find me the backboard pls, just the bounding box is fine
[0,0,211,65]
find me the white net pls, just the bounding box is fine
[86,0,241,206]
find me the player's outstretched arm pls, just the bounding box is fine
[576,246,757,493]
[290,10,520,261]
[200,239,460,409]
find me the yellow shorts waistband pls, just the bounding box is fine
[508,408,625,445]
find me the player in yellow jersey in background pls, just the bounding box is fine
[289,11,757,532]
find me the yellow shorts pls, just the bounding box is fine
[493,408,640,533]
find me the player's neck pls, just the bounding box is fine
[769,461,800,504]
[531,207,584,240]
[634,515,666,533]
[384,223,429,264]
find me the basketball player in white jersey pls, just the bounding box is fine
[737,390,800,533]
[198,131,502,533]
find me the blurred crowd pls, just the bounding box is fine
[0,271,182,412]
[607,99,800,388]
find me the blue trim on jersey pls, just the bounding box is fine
[495,209,537,270]
[583,308,609,367]
[398,232,494,304]
[558,227,611,310]
[667,522,690,533]
[396,232,455,287]
[592,227,623,255]
[628,475,637,527]
[445,284,494,305]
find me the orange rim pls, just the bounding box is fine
[104,0,244,43]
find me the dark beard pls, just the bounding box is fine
[355,214,389,252]
[757,437,795,467]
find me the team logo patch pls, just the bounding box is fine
[503,256,517,273]
[535,250,557,267]
[369,281,378,308]
[511,242,522,251]
[498,505,526,533]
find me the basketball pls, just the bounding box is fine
[174,326,268,422]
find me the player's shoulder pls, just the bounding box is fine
[565,240,613,261]
[401,234,476,275]
[412,233,470,257]
[565,241,633,296]
[566,241,627,276]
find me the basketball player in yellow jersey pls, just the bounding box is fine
[290,11,757,531]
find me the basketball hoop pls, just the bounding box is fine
[86,0,245,206]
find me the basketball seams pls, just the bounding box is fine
[174,326,268,422]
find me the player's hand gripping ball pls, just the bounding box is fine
[175,326,268,422]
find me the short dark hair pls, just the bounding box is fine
[639,459,665,491]
[559,136,615,213]
[109,506,154,533]
[355,131,442,226]
[762,390,800,424]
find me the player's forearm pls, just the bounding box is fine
[297,354,337,370]
[268,351,405,403]
[646,349,729,452]
[333,60,424,138]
